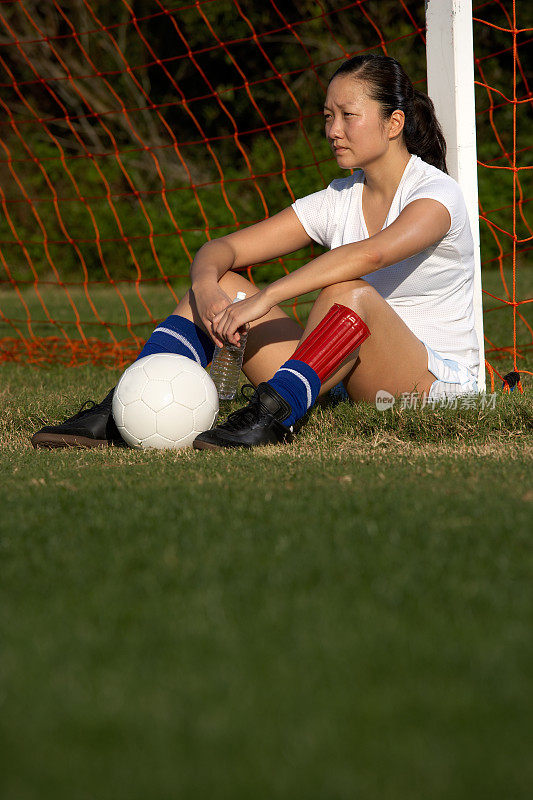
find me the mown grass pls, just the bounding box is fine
[1,356,532,800]
[1,267,532,800]
[1,264,532,799]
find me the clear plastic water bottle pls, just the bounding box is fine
[210,291,248,400]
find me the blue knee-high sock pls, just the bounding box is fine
[136,315,215,368]
[267,359,321,428]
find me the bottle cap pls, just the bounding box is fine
[235,291,246,301]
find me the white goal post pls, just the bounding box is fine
[425,0,486,390]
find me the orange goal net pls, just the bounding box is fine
[0,0,531,390]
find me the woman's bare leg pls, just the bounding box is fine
[171,271,303,386]
[173,273,434,401]
[298,279,436,400]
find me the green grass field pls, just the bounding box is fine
[1,269,532,799]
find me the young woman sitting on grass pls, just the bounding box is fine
[32,54,480,451]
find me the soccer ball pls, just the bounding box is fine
[112,353,219,449]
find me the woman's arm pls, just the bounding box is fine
[212,199,451,344]
[189,206,312,345]
[265,199,450,304]
[190,206,313,291]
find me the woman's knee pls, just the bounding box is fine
[317,278,378,314]
[218,270,260,296]
[173,270,257,318]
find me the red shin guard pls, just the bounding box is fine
[291,303,370,382]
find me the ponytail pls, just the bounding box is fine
[404,90,447,173]
[330,55,448,174]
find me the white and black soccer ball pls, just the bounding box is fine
[112,353,219,449]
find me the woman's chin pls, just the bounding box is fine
[334,151,357,169]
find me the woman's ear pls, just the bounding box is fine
[388,109,405,139]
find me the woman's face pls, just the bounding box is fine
[324,75,390,169]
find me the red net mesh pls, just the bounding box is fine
[0,0,531,388]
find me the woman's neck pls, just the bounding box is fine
[362,148,412,197]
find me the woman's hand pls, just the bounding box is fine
[212,290,272,347]
[191,282,234,348]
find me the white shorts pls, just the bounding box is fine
[423,343,478,400]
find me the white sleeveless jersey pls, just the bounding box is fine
[292,154,479,379]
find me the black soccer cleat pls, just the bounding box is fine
[193,382,294,451]
[31,388,127,449]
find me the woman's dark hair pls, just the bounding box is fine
[330,54,447,173]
